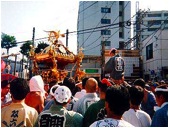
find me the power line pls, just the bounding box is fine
[78,1,98,14]
[83,1,130,52]
[77,7,100,24]
[70,22,120,34]
[79,2,116,48]
[8,21,123,45]
[85,26,120,52]
[141,17,168,50]
[124,9,167,49]
[127,16,168,50]
[84,26,120,50]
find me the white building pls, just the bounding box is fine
[140,10,168,42]
[141,29,168,81]
[77,1,131,55]
[137,10,168,81]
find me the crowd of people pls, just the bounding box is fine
[1,48,168,127]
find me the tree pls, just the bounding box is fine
[35,41,49,53]
[20,41,33,58]
[20,41,33,72]
[1,33,17,55]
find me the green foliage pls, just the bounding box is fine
[20,41,33,58]
[35,41,49,53]
[1,33,17,54]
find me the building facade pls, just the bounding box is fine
[140,10,168,42]
[136,10,168,81]
[77,1,131,55]
[141,29,168,82]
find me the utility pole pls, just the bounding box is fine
[135,1,140,50]
[101,37,105,79]
[66,29,69,47]
[29,27,35,79]
[13,54,18,75]
[32,27,35,47]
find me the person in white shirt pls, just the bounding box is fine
[123,86,151,127]
[74,77,88,99]
[23,65,29,79]
[73,77,99,116]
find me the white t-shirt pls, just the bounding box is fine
[90,118,134,127]
[74,89,86,99]
[122,108,151,127]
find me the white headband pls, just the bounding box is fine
[155,88,168,92]
[50,84,60,96]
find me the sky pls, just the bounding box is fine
[1,0,169,60]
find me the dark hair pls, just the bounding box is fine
[155,85,168,101]
[63,77,75,93]
[82,77,89,89]
[106,85,130,116]
[98,78,112,93]
[1,80,9,89]
[98,81,108,93]
[129,86,144,106]
[49,80,57,88]
[10,78,30,100]
[110,48,117,54]
[133,78,145,89]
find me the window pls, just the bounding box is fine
[101,7,111,13]
[164,20,168,24]
[119,41,124,49]
[164,13,168,17]
[119,1,124,5]
[105,41,111,46]
[119,32,123,38]
[101,30,111,35]
[119,22,124,27]
[148,20,161,25]
[148,28,158,31]
[101,41,111,46]
[82,59,87,63]
[119,11,123,16]
[101,19,111,24]
[146,43,153,60]
[148,14,161,17]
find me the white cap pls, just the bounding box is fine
[50,85,72,103]
[160,80,165,83]
[155,88,168,92]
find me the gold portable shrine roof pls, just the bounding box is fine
[29,30,85,83]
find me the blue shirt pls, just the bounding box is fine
[151,102,168,127]
[141,91,157,118]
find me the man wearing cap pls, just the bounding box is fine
[104,48,125,85]
[160,80,165,85]
[151,85,168,127]
[34,85,83,127]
